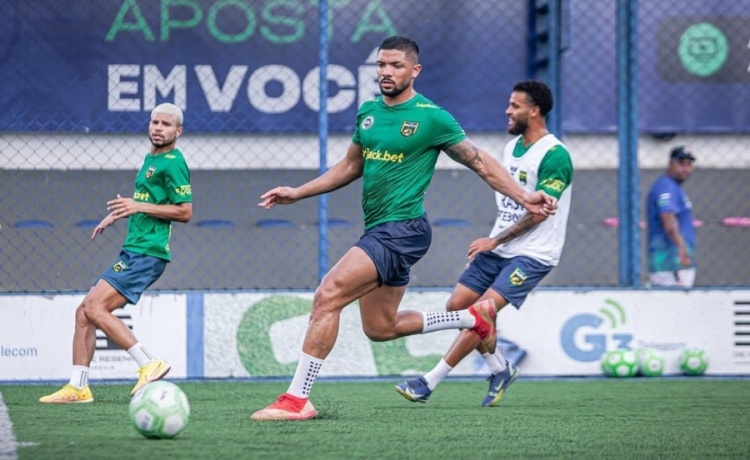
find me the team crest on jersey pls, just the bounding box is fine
[146,166,156,179]
[509,268,528,286]
[519,171,527,185]
[362,116,374,130]
[400,120,419,137]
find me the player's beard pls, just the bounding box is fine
[508,117,529,136]
[150,134,175,149]
[379,78,410,98]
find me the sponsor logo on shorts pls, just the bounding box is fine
[509,268,528,286]
[113,260,128,272]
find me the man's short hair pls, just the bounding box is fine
[151,103,183,127]
[379,36,420,63]
[513,80,554,117]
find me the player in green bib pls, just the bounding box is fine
[395,81,574,407]
[253,36,557,421]
[40,103,192,404]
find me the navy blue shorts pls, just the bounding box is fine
[458,252,552,309]
[355,215,431,287]
[97,250,167,304]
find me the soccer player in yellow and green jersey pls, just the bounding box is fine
[253,36,557,421]
[40,103,192,404]
[354,92,465,229]
[123,146,192,261]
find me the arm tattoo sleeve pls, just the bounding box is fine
[445,140,482,170]
[493,213,542,246]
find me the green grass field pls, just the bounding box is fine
[3,379,750,459]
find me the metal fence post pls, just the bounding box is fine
[617,0,640,286]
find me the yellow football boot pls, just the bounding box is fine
[39,384,94,404]
[130,359,171,396]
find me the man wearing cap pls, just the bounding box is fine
[646,146,697,287]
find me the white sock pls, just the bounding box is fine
[423,359,453,391]
[483,350,508,374]
[287,352,324,398]
[127,342,155,367]
[421,310,475,333]
[69,365,89,389]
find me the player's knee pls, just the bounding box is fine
[74,304,90,326]
[81,301,105,326]
[308,306,332,325]
[362,323,396,342]
[308,295,341,327]
[312,281,345,314]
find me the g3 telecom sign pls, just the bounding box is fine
[560,299,634,362]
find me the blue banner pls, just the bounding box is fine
[0,0,526,133]
[1,0,749,133]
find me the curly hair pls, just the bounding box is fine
[513,80,553,116]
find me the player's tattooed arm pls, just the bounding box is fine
[445,138,555,217]
[444,139,484,170]
[467,212,546,259]
[445,138,528,204]
[492,212,546,246]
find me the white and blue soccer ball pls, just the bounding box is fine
[636,348,665,377]
[679,348,709,376]
[129,381,190,439]
[600,349,639,378]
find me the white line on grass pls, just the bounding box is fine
[0,392,18,460]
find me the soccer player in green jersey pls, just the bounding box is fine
[252,37,556,421]
[395,80,573,407]
[39,103,193,404]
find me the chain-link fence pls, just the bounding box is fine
[1,0,748,293]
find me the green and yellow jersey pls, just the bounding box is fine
[122,148,192,261]
[352,93,466,229]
